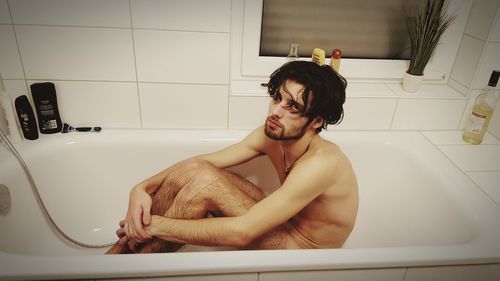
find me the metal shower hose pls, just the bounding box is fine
[0,128,113,248]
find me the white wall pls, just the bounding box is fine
[0,0,498,134]
[452,0,500,138]
[0,0,230,129]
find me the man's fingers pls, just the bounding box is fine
[142,206,151,226]
[118,234,129,246]
[116,227,125,238]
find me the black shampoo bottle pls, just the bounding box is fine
[14,95,38,140]
[30,82,62,134]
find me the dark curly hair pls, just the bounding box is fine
[267,61,347,133]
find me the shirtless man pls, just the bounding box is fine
[107,60,358,254]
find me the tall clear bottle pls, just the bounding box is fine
[463,70,500,144]
[286,43,299,61]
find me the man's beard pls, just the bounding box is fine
[264,117,309,141]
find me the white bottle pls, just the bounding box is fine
[0,74,22,143]
[463,70,500,144]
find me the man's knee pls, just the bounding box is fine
[162,158,215,188]
[177,158,215,174]
[180,158,221,182]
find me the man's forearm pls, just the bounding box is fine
[146,215,252,247]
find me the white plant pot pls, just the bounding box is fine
[402,72,424,93]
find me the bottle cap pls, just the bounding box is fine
[488,70,499,87]
[331,49,341,59]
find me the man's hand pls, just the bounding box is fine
[116,220,150,252]
[122,186,153,244]
[144,215,162,237]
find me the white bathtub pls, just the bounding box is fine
[1,129,499,280]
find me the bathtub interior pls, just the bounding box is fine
[0,130,492,256]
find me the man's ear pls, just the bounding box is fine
[312,116,325,130]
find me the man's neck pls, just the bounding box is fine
[280,131,317,160]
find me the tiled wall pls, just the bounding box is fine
[0,0,499,133]
[0,0,230,129]
[451,0,500,138]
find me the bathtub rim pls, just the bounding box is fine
[10,129,498,249]
[1,244,500,281]
[2,129,500,280]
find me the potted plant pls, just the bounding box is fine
[402,0,455,92]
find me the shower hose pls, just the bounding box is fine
[0,128,113,248]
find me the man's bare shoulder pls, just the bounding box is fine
[309,136,350,166]
[301,136,356,191]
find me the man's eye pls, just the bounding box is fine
[289,103,302,111]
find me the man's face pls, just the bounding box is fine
[265,79,313,141]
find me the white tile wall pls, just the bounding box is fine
[448,77,469,95]
[423,130,500,145]
[473,42,500,89]
[336,98,397,130]
[0,25,24,79]
[139,83,228,129]
[9,0,131,27]
[391,99,466,130]
[38,80,141,128]
[450,35,485,88]
[387,83,464,98]
[492,12,500,42]
[0,0,10,24]
[490,101,500,137]
[1,0,233,130]
[453,0,500,139]
[134,29,229,84]
[228,96,269,129]
[346,83,395,98]
[466,171,500,205]
[130,0,231,32]
[439,144,500,171]
[16,26,136,81]
[2,79,28,100]
[464,0,500,40]
[0,0,496,131]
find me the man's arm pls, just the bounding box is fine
[144,154,336,248]
[194,126,266,169]
[122,127,267,244]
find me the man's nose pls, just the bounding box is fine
[270,102,285,117]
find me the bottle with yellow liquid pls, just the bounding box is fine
[463,70,500,144]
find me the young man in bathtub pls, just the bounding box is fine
[107,61,358,254]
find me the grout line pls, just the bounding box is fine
[463,171,500,209]
[8,23,230,35]
[388,99,399,129]
[18,79,228,86]
[226,0,233,130]
[128,0,143,128]
[6,1,31,99]
[420,131,500,208]
[402,268,409,281]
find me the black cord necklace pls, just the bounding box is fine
[283,141,312,176]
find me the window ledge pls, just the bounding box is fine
[231,79,466,100]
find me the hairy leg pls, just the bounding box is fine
[106,160,200,254]
[136,161,265,253]
[106,159,265,254]
[107,159,296,254]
